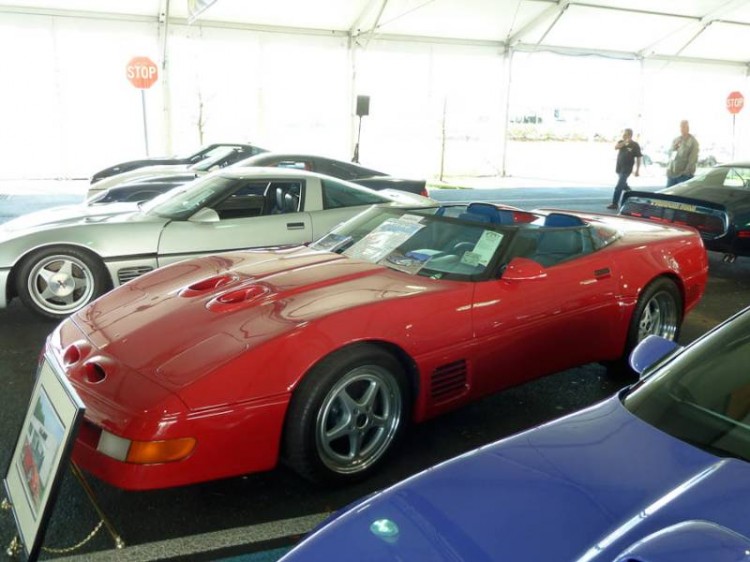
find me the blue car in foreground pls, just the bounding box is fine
[281,308,750,562]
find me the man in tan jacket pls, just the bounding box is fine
[667,120,699,187]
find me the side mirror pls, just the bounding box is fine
[189,207,220,223]
[502,257,547,281]
[629,334,681,377]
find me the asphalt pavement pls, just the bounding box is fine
[1,179,748,561]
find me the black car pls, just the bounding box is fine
[90,142,266,184]
[89,152,429,204]
[620,162,750,261]
[236,153,428,196]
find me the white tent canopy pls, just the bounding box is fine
[1,0,749,180]
[4,0,750,65]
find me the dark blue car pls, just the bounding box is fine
[281,307,750,562]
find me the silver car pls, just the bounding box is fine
[0,168,431,320]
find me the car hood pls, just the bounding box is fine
[282,397,750,562]
[0,202,146,235]
[70,247,451,391]
[91,157,188,183]
[88,164,193,191]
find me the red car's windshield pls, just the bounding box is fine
[311,205,614,281]
[312,206,515,280]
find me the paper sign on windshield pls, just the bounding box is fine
[464,230,503,266]
[380,251,431,275]
[345,219,424,263]
[314,233,353,253]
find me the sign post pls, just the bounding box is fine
[726,91,744,160]
[126,56,159,156]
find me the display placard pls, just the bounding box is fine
[3,357,85,561]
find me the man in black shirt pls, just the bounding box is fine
[608,128,642,209]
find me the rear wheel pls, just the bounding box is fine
[628,277,682,345]
[608,277,682,376]
[16,247,110,320]
[283,344,410,485]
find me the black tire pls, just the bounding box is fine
[608,277,682,376]
[16,246,111,321]
[283,344,411,485]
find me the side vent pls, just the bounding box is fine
[431,360,468,402]
[117,266,154,285]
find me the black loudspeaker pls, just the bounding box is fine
[356,95,370,117]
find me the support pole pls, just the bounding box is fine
[70,463,125,549]
[141,90,150,156]
[159,0,172,154]
[353,115,362,163]
[500,47,514,177]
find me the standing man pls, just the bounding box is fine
[608,128,642,210]
[666,119,699,187]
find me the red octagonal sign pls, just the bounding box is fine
[126,56,159,89]
[727,91,744,114]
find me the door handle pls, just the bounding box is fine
[286,222,306,230]
[593,267,611,279]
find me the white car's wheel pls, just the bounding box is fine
[16,247,110,320]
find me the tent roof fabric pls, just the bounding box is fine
[1,0,750,65]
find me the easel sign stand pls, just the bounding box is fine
[2,358,124,560]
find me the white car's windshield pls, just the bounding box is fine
[190,147,242,172]
[141,175,237,219]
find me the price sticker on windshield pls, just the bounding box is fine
[465,230,503,266]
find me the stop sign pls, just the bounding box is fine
[727,91,744,114]
[126,56,159,89]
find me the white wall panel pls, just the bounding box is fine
[0,14,158,178]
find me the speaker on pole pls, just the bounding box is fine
[356,95,370,117]
[353,95,370,163]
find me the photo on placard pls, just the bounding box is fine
[3,359,85,562]
[17,387,65,518]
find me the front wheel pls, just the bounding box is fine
[16,247,110,320]
[283,344,410,485]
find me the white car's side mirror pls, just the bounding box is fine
[189,207,220,223]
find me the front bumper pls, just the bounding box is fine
[47,321,291,490]
[71,400,288,490]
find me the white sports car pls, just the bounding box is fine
[0,168,430,319]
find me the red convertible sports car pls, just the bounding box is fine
[42,202,708,490]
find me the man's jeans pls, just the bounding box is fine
[667,174,693,187]
[612,173,630,206]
